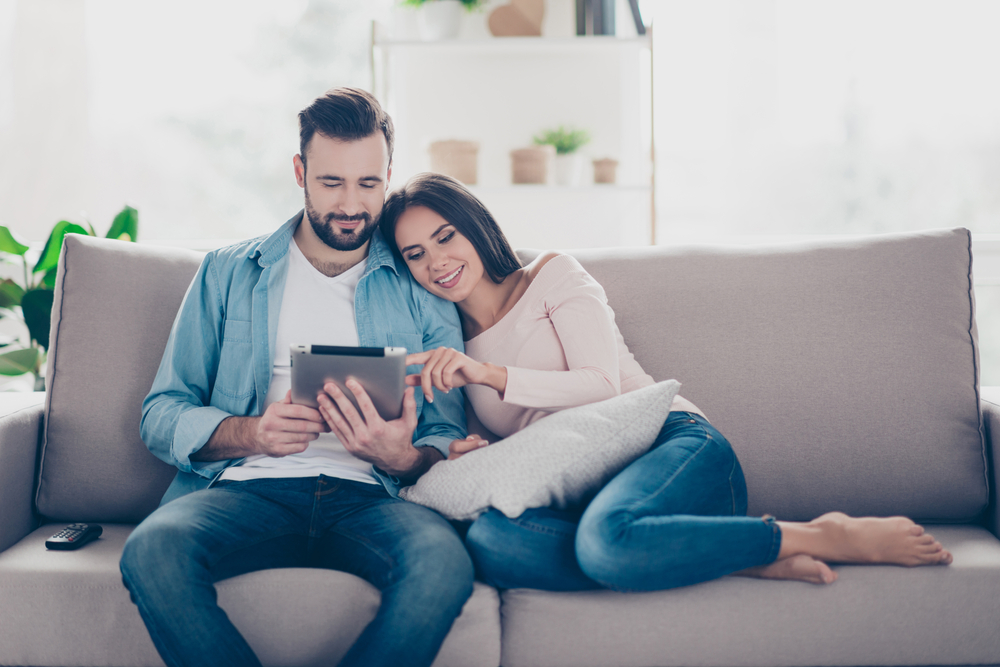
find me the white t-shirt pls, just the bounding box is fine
[219,238,379,484]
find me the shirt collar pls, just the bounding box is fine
[251,211,300,267]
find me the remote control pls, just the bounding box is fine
[45,523,102,551]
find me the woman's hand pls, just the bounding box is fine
[447,434,489,461]
[405,347,507,402]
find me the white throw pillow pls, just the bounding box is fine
[399,380,681,521]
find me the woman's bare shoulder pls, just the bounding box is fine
[525,251,568,281]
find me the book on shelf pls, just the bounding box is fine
[575,0,618,36]
[628,0,646,35]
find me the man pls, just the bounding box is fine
[121,87,474,667]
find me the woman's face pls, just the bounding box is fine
[394,205,485,303]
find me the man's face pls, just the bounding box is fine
[294,132,391,252]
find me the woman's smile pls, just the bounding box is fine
[435,265,464,288]
[394,204,486,302]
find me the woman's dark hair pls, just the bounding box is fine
[379,173,522,284]
[298,87,394,167]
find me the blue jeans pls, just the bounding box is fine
[120,475,474,667]
[465,412,781,591]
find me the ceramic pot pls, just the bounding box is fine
[429,140,480,184]
[592,157,619,184]
[553,153,585,186]
[511,145,555,184]
[418,0,463,41]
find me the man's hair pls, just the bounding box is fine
[379,172,522,284]
[298,87,394,167]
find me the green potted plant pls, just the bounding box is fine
[401,0,486,40]
[0,205,138,390]
[533,125,591,186]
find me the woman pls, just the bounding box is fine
[368,172,951,592]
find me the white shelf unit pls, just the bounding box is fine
[372,30,654,250]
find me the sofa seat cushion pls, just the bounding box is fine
[0,524,500,667]
[497,525,1000,667]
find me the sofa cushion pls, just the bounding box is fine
[0,524,501,667]
[400,380,679,520]
[497,525,1000,667]
[38,228,985,524]
[36,235,205,522]
[519,228,986,521]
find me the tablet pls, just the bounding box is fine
[290,345,408,421]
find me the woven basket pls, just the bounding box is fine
[510,145,555,184]
[429,140,480,184]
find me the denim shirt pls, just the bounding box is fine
[140,212,467,505]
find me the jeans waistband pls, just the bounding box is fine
[667,410,710,426]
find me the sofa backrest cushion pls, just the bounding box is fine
[35,235,204,522]
[36,228,985,523]
[521,227,986,522]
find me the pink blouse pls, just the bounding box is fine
[464,254,656,438]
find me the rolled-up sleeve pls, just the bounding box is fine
[411,289,468,458]
[140,255,239,477]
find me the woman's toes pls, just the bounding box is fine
[911,544,952,566]
[817,561,838,584]
[737,555,837,585]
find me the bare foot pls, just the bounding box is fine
[781,512,953,567]
[737,554,837,584]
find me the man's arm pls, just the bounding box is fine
[308,278,469,481]
[407,289,469,458]
[190,417,258,461]
[140,255,233,475]
[142,252,332,474]
[372,433,445,480]
[191,391,329,462]
[317,381,432,479]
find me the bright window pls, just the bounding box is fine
[1,0,998,383]
[647,0,1000,383]
[0,0,393,243]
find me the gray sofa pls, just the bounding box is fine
[1,227,998,667]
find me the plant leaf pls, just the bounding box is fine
[41,267,58,289]
[33,221,89,276]
[0,278,25,308]
[533,126,591,154]
[21,288,54,350]
[106,205,138,242]
[0,226,30,256]
[0,347,38,376]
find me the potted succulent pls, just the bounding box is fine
[401,0,486,40]
[533,125,591,186]
[0,205,138,390]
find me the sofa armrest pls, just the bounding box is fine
[982,387,1000,537]
[0,393,45,553]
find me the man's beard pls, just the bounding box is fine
[304,188,378,252]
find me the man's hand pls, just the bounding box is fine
[316,380,433,478]
[253,391,329,456]
[192,391,328,462]
[405,347,507,403]
[447,434,489,461]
